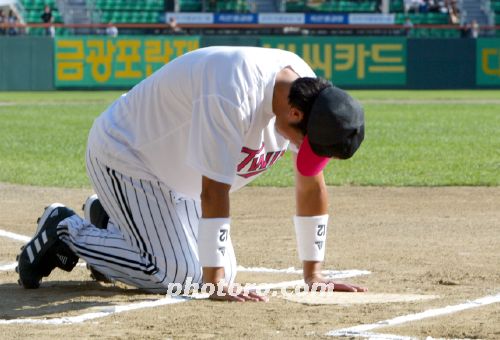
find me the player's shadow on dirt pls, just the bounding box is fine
[0,281,160,319]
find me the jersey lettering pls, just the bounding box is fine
[237,143,286,179]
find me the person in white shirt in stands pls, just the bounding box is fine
[17,46,367,302]
[105,22,118,37]
[404,0,424,13]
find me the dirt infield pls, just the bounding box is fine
[0,183,499,339]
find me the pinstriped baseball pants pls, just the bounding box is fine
[56,148,237,292]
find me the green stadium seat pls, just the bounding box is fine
[143,0,154,10]
[396,13,449,25]
[214,0,249,13]
[123,1,134,10]
[111,11,123,22]
[130,12,140,23]
[238,0,250,12]
[178,0,202,12]
[390,0,404,12]
[100,10,111,22]
[285,0,306,12]
[148,12,159,23]
[138,12,149,23]
[53,11,62,23]
[93,0,103,9]
[304,0,377,13]
[27,10,42,23]
[28,27,45,35]
[491,0,500,12]
[427,13,449,24]
[34,0,46,10]
[217,0,234,12]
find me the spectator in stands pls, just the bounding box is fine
[106,22,118,37]
[461,20,479,38]
[7,10,17,36]
[419,0,429,13]
[446,0,460,23]
[462,19,479,39]
[438,0,448,13]
[41,5,53,36]
[0,11,5,36]
[405,0,424,14]
[427,0,441,13]
[403,17,414,37]
[167,17,182,35]
[470,19,480,38]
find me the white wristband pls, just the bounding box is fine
[197,218,231,267]
[293,215,329,262]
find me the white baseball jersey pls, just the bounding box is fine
[88,46,316,199]
[60,47,317,292]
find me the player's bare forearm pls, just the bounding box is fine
[295,177,328,216]
[200,176,231,218]
[293,154,328,216]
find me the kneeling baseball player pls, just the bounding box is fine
[17,46,366,302]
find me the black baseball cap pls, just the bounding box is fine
[296,86,365,176]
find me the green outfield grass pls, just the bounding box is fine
[0,90,499,188]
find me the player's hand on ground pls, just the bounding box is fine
[305,275,367,292]
[209,284,269,302]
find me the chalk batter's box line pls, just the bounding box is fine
[5,227,496,339]
[0,270,370,325]
[326,293,500,339]
[0,228,373,324]
[0,229,30,243]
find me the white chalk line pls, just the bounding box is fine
[0,229,31,243]
[1,261,86,272]
[0,263,18,271]
[327,293,500,338]
[1,230,493,338]
[0,296,187,325]
[0,228,371,324]
[330,332,415,340]
[237,265,371,278]
[0,269,369,325]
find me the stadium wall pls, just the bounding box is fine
[0,36,499,90]
[0,37,54,91]
[407,39,476,89]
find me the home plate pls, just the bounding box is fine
[281,292,439,305]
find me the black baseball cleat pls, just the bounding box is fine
[16,203,79,289]
[83,194,109,229]
[82,195,112,283]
